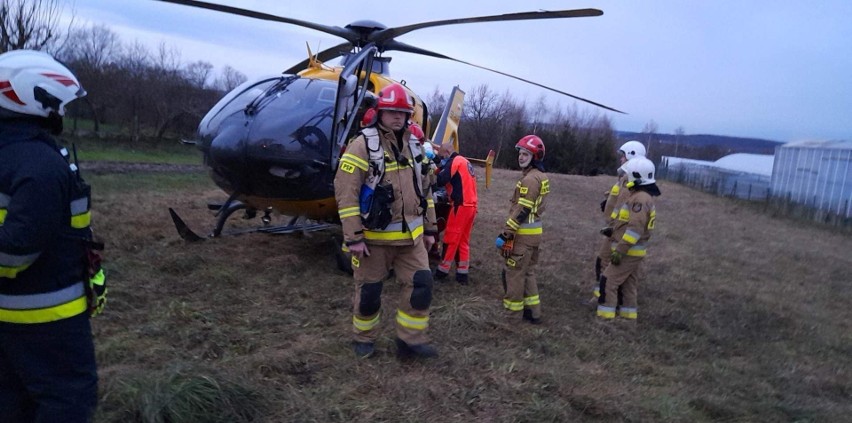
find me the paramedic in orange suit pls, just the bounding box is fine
[433,142,478,284]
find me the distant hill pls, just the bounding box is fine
[617,131,783,156]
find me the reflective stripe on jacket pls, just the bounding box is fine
[504,167,548,241]
[610,189,656,257]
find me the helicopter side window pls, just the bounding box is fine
[318,87,336,103]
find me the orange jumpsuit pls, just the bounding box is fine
[435,153,478,283]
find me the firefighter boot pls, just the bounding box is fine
[353,342,375,359]
[433,269,449,281]
[523,308,542,325]
[395,338,438,359]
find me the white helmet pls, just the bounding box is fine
[618,140,646,160]
[619,156,656,185]
[0,50,85,117]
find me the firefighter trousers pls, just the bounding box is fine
[351,239,434,346]
[597,256,643,319]
[0,312,98,423]
[437,205,476,280]
[502,236,541,320]
[592,236,614,298]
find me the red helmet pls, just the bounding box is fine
[408,122,426,143]
[515,135,545,160]
[361,108,377,127]
[376,82,413,113]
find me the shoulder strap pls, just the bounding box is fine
[361,127,385,190]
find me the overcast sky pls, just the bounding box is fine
[62,0,852,142]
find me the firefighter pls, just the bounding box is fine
[597,156,661,320]
[334,82,440,359]
[496,135,549,324]
[587,140,647,303]
[433,142,478,284]
[0,50,102,421]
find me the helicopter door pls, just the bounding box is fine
[330,45,377,168]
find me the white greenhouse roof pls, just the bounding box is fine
[713,154,775,176]
[662,153,775,177]
[781,139,852,150]
[662,157,713,167]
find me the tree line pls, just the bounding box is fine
[3,0,625,175]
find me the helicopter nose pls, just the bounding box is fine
[207,125,246,170]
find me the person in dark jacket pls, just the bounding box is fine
[0,49,99,422]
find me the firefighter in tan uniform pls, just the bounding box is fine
[496,135,549,324]
[587,141,647,302]
[597,157,661,320]
[334,83,439,359]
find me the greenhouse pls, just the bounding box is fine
[770,140,852,219]
[659,153,774,201]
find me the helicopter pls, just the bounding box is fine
[161,0,624,242]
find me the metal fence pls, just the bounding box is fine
[658,157,852,229]
[657,161,771,201]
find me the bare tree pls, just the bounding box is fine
[424,86,446,135]
[215,65,247,92]
[642,119,658,158]
[184,61,213,89]
[58,24,120,69]
[674,126,685,157]
[0,0,72,53]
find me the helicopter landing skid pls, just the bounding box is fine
[168,207,334,241]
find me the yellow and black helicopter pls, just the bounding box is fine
[161,0,623,242]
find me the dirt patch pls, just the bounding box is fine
[81,161,204,175]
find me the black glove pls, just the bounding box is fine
[599,227,614,237]
[600,199,607,212]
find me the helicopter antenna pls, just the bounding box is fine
[305,42,318,69]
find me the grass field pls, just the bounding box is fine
[83,164,851,422]
[65,137,203,165]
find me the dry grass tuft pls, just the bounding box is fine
[99,363,265,423]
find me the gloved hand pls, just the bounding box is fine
[87,268,107,317]
[496,233,514,258]
[599,227,614,237]
[600,199,607,212]
[610,251,622,266]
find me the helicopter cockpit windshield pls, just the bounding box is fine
[201,76,338,165]
[245,77,337,163]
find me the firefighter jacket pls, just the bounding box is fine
[610,186,659,258]
[602,174,629,225]
[503,166,549,245]
[335,123,437,246]
[436,152,478,208]
[0,120,92,324]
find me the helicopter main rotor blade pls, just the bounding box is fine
[371,9,602,44]
[154,0,352,40]
[384,40,625,114]
[282,42,353,74]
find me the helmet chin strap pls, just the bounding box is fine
[46,112,63,135]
